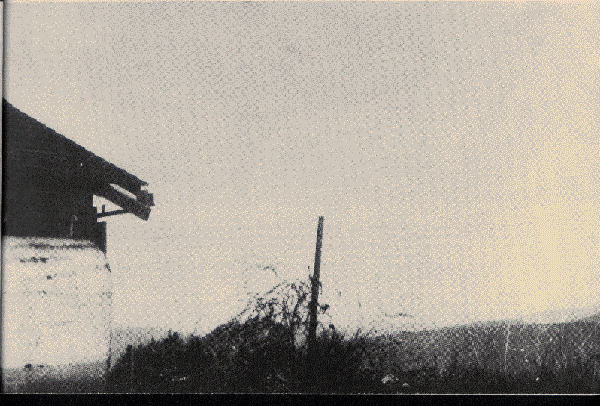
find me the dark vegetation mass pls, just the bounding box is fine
[106,277,379,393]
[104,271,600,393]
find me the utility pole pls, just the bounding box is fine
[307,216,324,377]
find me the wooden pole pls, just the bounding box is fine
[307,216,324,376]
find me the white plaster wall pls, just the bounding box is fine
[2,236,111,390]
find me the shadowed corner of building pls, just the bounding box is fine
[1,98,154,393]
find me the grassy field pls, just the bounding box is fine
[6,314,598,393]
[102,306,600,393]
[360,314,600,394]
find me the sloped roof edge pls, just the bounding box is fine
[2,98,148,195]
[3,98,153,221]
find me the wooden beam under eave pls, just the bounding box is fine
[83,157,147,197]
[96,184,151,221]
[96,209,129,219]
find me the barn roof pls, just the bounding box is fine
[3,98,153,221]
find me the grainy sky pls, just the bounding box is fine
[4,1,599,336]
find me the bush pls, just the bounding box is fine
[105,267,382,393]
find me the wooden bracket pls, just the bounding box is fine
[96,209,130,219]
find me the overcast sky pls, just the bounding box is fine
[4,1,599,336]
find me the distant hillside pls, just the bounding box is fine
[517,306,600,324]
[365,308,600,380]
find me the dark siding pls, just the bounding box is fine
[3,180,96,239]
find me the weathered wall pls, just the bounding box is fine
[1,236,112,393]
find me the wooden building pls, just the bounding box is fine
[2,98,154,251]
[2,99,153,392]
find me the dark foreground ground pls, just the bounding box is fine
[4,365,598,394]
[5,313,600,394]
